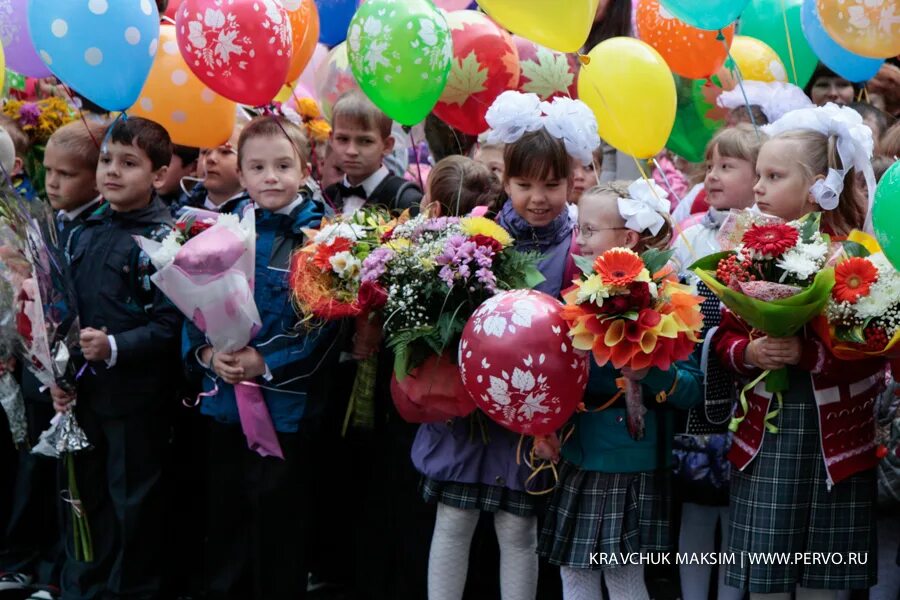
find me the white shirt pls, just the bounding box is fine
[274,194,308,216]
[57,196,101,222]
[204,191,244,212]
[341,166,390,215]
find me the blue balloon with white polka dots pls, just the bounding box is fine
[28,0,160,111]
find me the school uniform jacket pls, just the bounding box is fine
[714,310,883,487]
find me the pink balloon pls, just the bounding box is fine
[297,43,328,91]
[459,290,589,437]
[435,0,473,9]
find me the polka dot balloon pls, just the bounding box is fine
[129,24,236,148]
[28,0,160,111]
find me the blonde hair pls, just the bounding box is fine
[580,180,673,252]
[771,130,866,236]
[705,123,766,164]
[331,90,393,140]
[428,156,502,216]
[47,120,108,171]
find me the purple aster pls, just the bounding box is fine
[361,247,394,283]
[19,103,40,127]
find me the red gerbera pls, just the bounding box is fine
[742,224,798,258]
[594,249,644,287]
[312,237,353,270]
[833,257,878,304]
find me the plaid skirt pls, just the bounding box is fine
[420,477,539,517]
[537,460,671,569]
[726,378,878,592]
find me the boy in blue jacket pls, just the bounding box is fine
[51,116,182,600]
[183,116,338,600]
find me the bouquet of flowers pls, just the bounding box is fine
[691,211,834,432]
[0,274,26,449]
[134,208,282,459]
[360,214,544,422]
[289,207,397,432]
[561,247,703,438]
[811,231,900,359]
[0,181,91,560]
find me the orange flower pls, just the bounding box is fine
[594,249,644,287]
[833,257,878,304]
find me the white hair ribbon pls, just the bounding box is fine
[617,179,671,236]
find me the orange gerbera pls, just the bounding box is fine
[833,257,878,304]
[594,248,644,287]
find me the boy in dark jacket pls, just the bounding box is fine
[51,117,181,600]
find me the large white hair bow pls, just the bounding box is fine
[717,81,813,124]
[618,179,671,236]
[485,91,601,166]
[762,102,875,223]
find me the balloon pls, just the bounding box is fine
[285,0,320,83]
[800,0,883,83]
[347,0,452,126]
[390,354,475,424]
[667,75,722,163]
[728,35,788,82]
[475,0,600,53]
[175,0,291,107]
[314,42,358,121]
[816,0,900,59]
[129,24,235,148]
[691,67,736,129]
[739,0,818,87]
[578,37,676,160]
[0,45,5,90]
[513,35,578,100]
[433,11,519,136]
[163,0,182,20]
[435,0,475,9]
[315,0,355,46]
[458,290,589,437]
[297,42,328,91]
[28,0,159,111]
[0,0,52,77]
[636,0,734,80]
[872,161,900,270]
[659,0,749,30]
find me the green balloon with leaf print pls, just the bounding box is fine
[347,0,453,126]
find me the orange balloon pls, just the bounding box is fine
[636,0,734,79]
[129,25,236,148]
[285,0,321,83]
[816,0,900,59]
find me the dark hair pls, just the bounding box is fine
[107,117,172,170]
[804,62,857,98]
[503,129,571,182]
[424,114,478,162]
[332,90,393,140]
[850,102,891,150]
[584,0,633,50]
[47,119,108,171]
[172,145,200,166]
[727,105,769,127]
[872,156,894,182]
[881,121,900,158]
[428,156,502,216]
[237,116,309,168]
[156,0,168,12]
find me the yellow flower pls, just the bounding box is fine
[305,118,331,143]
[460,217,513,247]
[298,98,322,120]
[575,275,610,306]
[386,238,411,252]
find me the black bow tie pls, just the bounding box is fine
[340,183,367,199]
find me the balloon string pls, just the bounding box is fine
[779,0,800,85]
[58,83,101,151]
[720,30,761,141]
[405,126,425,192]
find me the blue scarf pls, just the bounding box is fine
[496,199,573,298]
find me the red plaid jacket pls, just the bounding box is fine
[714,310,883,488]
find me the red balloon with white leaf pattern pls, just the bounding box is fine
[459,290,589,437]
[433,10,520,136]
[513,35,579,100]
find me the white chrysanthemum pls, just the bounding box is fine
[315,223,366,244]
[776,250,819,282]
[796,238,829,264]
[149,230,183,269]
[329,251,362,280]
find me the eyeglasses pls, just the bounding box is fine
[575,224,627,239]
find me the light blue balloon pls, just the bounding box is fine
[28,0,159,111]
[800,0,882,83]
[659,0,750,31]
[315,0,358,47]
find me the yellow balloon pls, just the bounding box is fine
[728,36,787,83]
[477,0,600,53]
[274,83,295,104]
[816,0,900,59]
[577,37,676,160]
[0,45,5,91]
[128,25,236,149]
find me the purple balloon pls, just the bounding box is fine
[0,0,52,77]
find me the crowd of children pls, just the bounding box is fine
[1,12,900,600]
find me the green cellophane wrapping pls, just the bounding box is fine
[690,252,835,392]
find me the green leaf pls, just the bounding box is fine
[796,211,822,243]
[840,240,871,258]
[573,254,595,276]
[641,248,674,276]
[393,342,411,381]
[442,51,488,106]
[523,265,546,289]
[836,323,868,345]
